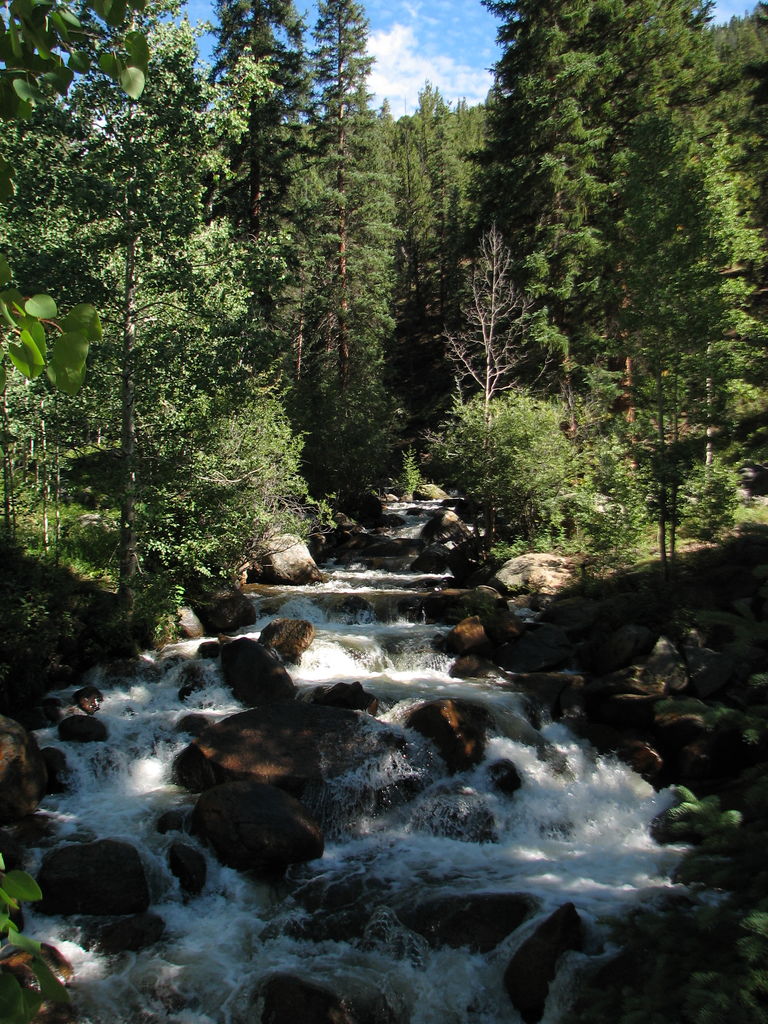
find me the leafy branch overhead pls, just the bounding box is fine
[0,255,101,398]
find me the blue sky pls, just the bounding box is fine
[187,0,760,113]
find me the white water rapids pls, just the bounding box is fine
[25,502,685,1023]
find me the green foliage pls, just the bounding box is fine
[569,435,650,565]
[0,853,69,1024]
[396,448,421,497]
[429,390,572,547]
[0,270,100,395]
[679,460,739,541]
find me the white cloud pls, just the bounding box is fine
[368,22,493,113]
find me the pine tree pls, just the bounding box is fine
[290,0,396,499]
[479,0,717,363]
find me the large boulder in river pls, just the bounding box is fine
[251,534,322,586]
[503,902,584,1023]
[420,509,472,546]
[259,618,315,662]
[403,699,491,773]
[0,716,48,824]
[397,891,537,952]
[256,973,359,1024]
[489,554,575,597]
[197,588,257,634]
[220,637,297,705]
[191,780,323,874]
[172,703,403,796]
[38,839,150,916]
[494,623,574,673]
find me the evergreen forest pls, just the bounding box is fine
[3,0,768,1019]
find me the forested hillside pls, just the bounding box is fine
[1,0,767,636]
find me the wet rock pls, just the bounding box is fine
[251,534,323,586]
[306,681,378,714]
[220,637,297,706]
[197,640,221,660]
[38,839,150,916]
[411,543,456,574]
[445,616,493,656]
[449,654,502,679]
[420,509,472,546]
[410,783,497,842]
[156,809,190,834]
[177,606,205,639]
[196,588,257,634]
[58,715,108,743]
[71,686,103,715]
[587,692,659,730]
[497,673,579,720]
[0,715,48,824]
[260,618,316,662]
[398,891,537,952]
[494,623,574,673]
[489,553,574,597]
[256,972,358,1024]
[338,595,375,623]
[95,912,166,953]
[176,713,212,737]
[40,747,69,794]
[0,828,24,870]
[168,841,207,895]
[191,781,323,875]
[173,704,403,796]
[403,698,491,773]
[487,759,523,795]
[503,902,584,1023]
[177,661,209,701]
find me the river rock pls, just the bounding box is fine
[306,681,378,714]
[642,637,689,693]
[414,484,450,500]
[259,618,315,662]
[446,616,493,656]
[398,891,537,952]
[196,588,257,634]
[0,715,48,824]
[420,508,472,546]
[172,703,403,796]
[71,686,103,714]
[683,645,736,699]
[95,912,166,953]
[489,554,575,596]
[38,839,150,916]
[503,902,584,1023]
[191,781,323,874]
[177,605,205,639]
[590,623,656,675]
[168,841,207,895]
[487,759,523,795]
[411,543,456,574]
[220,637,297,705]
[41,747,69,794]
[252,534,323,586]
[58,715,108,743]
[256,973,359,1024]
[540,597,600,637]
[494,623,574,673]
[403,698,491,773]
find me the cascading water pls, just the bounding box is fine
[23,501,685,1023]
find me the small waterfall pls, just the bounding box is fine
[22,499,685,1024]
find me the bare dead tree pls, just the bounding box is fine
[446,224,535,422]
